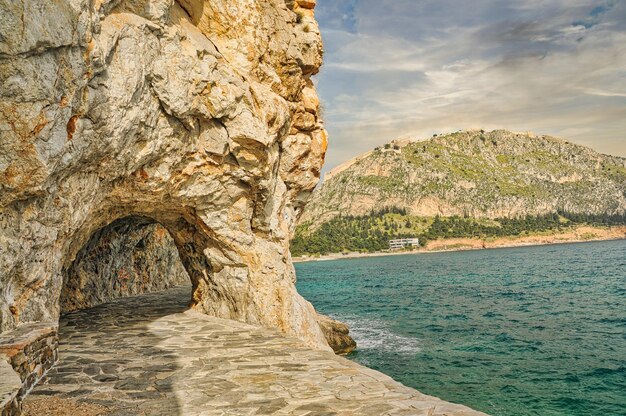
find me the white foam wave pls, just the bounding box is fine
[339,315,421,355]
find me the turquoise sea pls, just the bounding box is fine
[295,239,626,416]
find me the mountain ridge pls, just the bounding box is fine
[300,129,626,230]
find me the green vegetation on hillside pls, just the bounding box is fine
[298,131,626,233]
[291,209,626,256]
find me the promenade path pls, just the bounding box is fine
[24,287,486,416]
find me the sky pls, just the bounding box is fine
[313,0,626,173]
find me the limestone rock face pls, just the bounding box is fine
[0,0,330,350]
[316,314,357,355]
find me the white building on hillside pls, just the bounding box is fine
[389,238,420,250]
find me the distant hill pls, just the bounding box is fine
[292,130,626,256]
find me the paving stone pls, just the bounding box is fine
[24,287,487,415]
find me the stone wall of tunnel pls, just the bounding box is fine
[61,216,190,314]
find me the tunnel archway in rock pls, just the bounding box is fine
[57,209,240,322]
[45,198,331,353]
[60,216,192,314]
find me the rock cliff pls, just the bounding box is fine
[0,0,332,350]
[300,130,626,229]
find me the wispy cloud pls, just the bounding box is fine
[315,0,626,172]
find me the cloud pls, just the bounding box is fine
[314,0,626,173]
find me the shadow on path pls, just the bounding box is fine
[27,286,191,415]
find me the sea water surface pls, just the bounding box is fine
[295,240,626,416]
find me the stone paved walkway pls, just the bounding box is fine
[25,287,486,415]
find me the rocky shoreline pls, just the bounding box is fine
[293,226,626,263]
